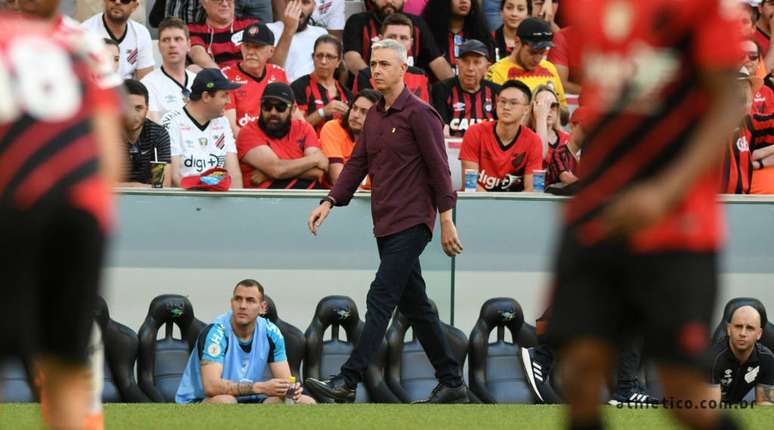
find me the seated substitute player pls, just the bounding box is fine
[162,69,244,187]
[320,88,382,185]
[459,79,543,191]
[353,13,432,103]
[223,22,288,137]
[709,304,774,405]
[176,279,316,404]
[431,39,500,138]
[237,82,329,189]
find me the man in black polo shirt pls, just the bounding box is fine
[709,304,774,405]
[432,39,500,138]
[342,0,453,81]
[121,79,172,187]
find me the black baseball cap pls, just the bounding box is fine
[517,17,554,50]
[240,23,275,46]
[261,82,295,104]
[190,68,242,96]
[458,39,489,59]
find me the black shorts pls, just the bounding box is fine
[545,230,718,368]
[0,204,106,365]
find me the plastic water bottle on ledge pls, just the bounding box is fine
[464,169,478,192]
[285,376,297,405]
[532,169,546,192]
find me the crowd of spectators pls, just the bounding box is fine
[4,0,773,194]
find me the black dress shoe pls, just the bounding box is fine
[412,383,470,404]
[303,374,356,403]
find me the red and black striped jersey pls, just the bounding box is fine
[431,77,499,137]
[721,119,753,194]
[354,66,431,102]
[565,0,741,252]
[491,26,514,62]
[0,14,119,227]
[342,12,442,73]
[291,74,353,134]
[188,19,259,69]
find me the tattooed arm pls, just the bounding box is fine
[200,361,260,397]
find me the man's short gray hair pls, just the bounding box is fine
[371,39,408,64]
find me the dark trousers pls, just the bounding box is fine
[341,224,462,387]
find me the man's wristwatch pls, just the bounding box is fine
[320,196,336,207]
[317,108,327,120]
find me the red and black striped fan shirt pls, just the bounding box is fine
[431,77,499,137]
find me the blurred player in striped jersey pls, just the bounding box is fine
[0,5,122,429]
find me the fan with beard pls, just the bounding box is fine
[259,114,292,139]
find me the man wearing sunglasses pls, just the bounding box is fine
[81,0,155,80]
[236,82,329,189]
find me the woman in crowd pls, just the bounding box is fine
[291,35,352,134]
[422,0,493,70]
[528,84,567,163]
[491,0,531,62]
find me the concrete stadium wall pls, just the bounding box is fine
[105,190,774,338]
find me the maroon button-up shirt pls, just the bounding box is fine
[328,87,457,237]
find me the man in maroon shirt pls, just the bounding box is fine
[303,38,468,404]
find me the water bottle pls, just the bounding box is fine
[464,169,478,192]
[284,376,297,405]
[532,169,546,192]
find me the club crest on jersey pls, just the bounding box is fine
[453,102,466,112]
[484,98,493,112]
[231,30,244,46]
[736,136,749,152]
[127,48,139,65]
[744,366,760,384]
[214,133,225,149]
[199,137,208,147]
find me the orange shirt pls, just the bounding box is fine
[319,119,370,189]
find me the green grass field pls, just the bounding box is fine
[1,404,773,429]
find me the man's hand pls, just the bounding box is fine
[256,378,292,397]
[600,180,673,238]
[540,0,556,26]
[282,0,303,34]
[311,150,330,170]
[249,170,268,186]
[440,218,464,257]
[308,201,332,236]
[290,382,303,401]
[324,100,350,117]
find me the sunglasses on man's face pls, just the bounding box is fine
[111,0,135,4]
[261,101,290,113]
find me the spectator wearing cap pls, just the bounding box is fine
[353,14,432,102]
[486,17,566,109]
[162,68,244,187]
[342,0,454,82]
[80,0,154,80]
[187,0,259,69]
[121,79,172,188]
[142,17,197,123]
[545,106,586,187]
[222,22,289,137]
[236,82,329,189]
[291,35,352,133]
[491,0,531,62]
[320,89,382,185]
[708,304,774,405]
[431,39,500,137]
[268,0,329,82]
[459,79,543,191]
[421,0,494,70]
